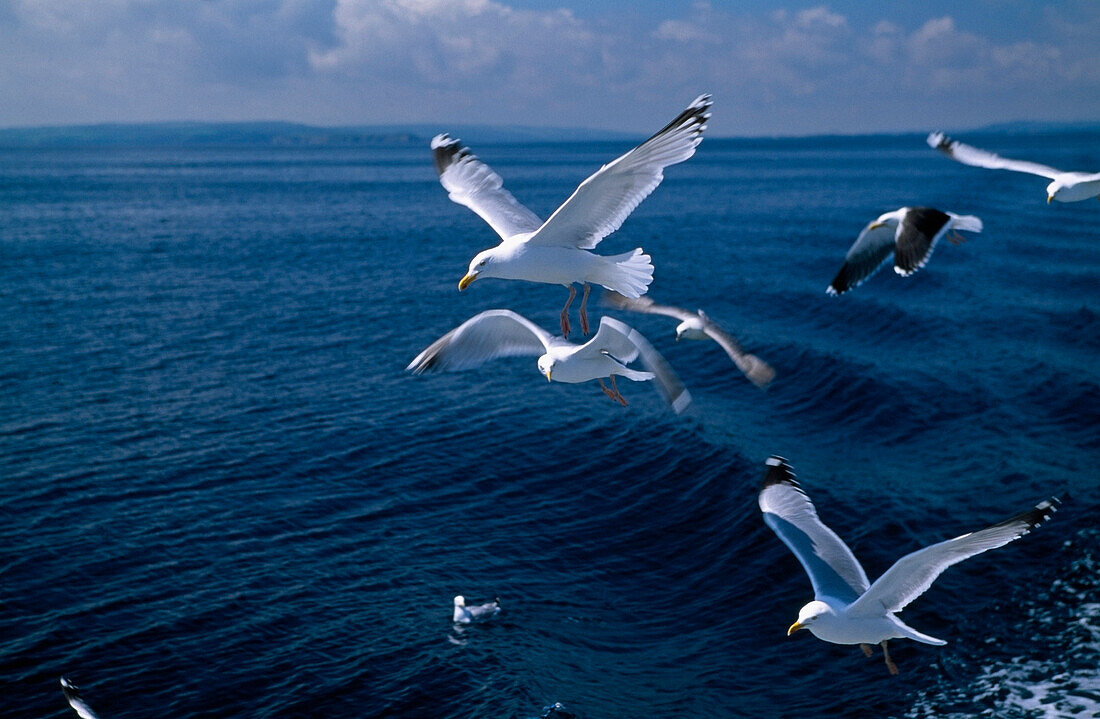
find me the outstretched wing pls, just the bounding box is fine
[927,132,1062,179]
[848,498,1059,617]
[826,220,897,295]
[893,206,952,277]
[431,134,544,240]
[603,290,697,322]
[525,95,712,249]
[600,317,693,414]
[407,310,553,373]
[61,678,101,719]
[701,318,776,389]
[758,457,870,604]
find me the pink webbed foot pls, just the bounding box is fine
[881,641,899,676]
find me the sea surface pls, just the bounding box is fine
[1,131,1098,718]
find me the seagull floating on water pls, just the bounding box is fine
[407,310,691,411]
[432,94,712,339]
[60,678,101,719]
[603,291,774,388]
[826,207,982,295]
[453,595,501,623]
[928,131,1100,203]
[758,456,1059,675]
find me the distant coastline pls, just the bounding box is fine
[0,120,1095,148]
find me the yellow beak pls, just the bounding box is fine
[787,621,806,636]
[543,369,552,382]
[1047,195,1054,204]
[868,222,885,230]
[458,273,477,291]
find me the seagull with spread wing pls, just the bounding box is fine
[928,131,1100,203]
[603,291,774,388]
[759,456,1059,675]
[431,95,712,338]
[407,310,691,412]
[826,206,983,295]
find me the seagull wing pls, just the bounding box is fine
[407,310,554,373]
[603,291,697,321]
[848,498,1059,617]
[701,318,776,389]
[826,220,897,295]
[61,678,101,719]
[524,95,712,250]
[758,457,870,604]
[431,134,544,240]
[893,206,952,277]
[601,317,693,413]
[927,132,1062,179]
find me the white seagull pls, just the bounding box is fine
[759,456,1059,675]
[928,131,1100,203]
[826,206,983,295]
[432,94,713,339]
[453,595,501,624]
[60,678,101,719]
[603,291,775,388]
[407,310,691,412]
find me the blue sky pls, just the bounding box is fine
[1,0,1098,135]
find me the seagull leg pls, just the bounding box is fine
[579,283,591,335]
[609,375,628,406]
[560,285,576,338]
[947,231,967,246]
[881,641,898,675]
[598,378,617,401]
[861,643,873,658]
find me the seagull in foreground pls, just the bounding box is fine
[603,291,775,388]
[928,131,1100,203]
[407,309,691,412]
[759,456,1059,675]
[61,678,101,719]
[432,94,712,339]
[826,206,983,295]
[453,595,501,624]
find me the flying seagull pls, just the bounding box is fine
[60,678,101,719]
[928,131,1100,203]
[826,207,983,295]
[603,291,775,388]
[432,94,713,339]
[407,310,692,412]
[759,456,1059,675]
[453,595,501,624]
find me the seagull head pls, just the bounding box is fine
[788,600,832,636]
[537,355,555,382]
[459,248,502,290]
[867,208,906,231]
[675,317,707,342]
[454,595,466,607]
[1046,179,1064,203]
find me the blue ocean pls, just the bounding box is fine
[2,131,1098,718]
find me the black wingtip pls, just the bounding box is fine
[761,456,798,491]
[430,133,471,176]
[989,496,1062,537]
[60,677,81,700]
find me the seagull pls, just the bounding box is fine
[60,678,101,719]
[432,94,712,339]
[407,309,691,412]
[928,131,1100,203]
[826,207,983,295]
[758,456,1059,675]
[603,291,775,388]
[453,595,501,624]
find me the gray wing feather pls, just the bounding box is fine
[927,132,1062,179]
[603,291,696,321]
[826,222,897,295]
[848,498,1059,616]
[407,310,553,373]
[759,457,870,604]
[701,319,775,389]
[431,134,544,240]
[526,95,711,249]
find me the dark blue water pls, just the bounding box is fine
[2,133,1098,718]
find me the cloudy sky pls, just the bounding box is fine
[2,0,1098,135]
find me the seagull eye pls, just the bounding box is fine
[478,259,487,267]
